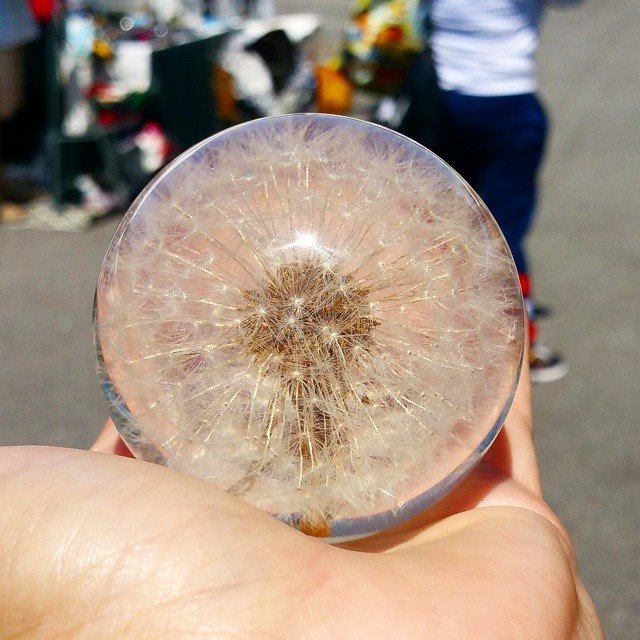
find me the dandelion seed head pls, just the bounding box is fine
[94,114,524,540]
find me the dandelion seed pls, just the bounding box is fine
[94,114,524,540]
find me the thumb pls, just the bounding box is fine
[0,446,316,639]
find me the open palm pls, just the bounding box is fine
[0,364,602,639]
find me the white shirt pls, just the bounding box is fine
[430,0,544,96]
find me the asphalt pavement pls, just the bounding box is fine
[1,1,638,636]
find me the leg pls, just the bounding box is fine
[439,93,566,381]
[472,94,548,275]
[437,90,485,188]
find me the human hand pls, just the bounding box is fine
[0,363,602,639]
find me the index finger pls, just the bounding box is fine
[91,418,134,458]
[483,346,541,496]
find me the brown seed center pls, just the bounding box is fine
[237,258,379,458]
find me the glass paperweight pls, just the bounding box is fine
[94,114,524,540]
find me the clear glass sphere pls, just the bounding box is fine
[94,114,524,540]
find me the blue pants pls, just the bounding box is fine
[439,92,548,274]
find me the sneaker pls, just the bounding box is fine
[530,343,569,383]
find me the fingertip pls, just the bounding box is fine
[90,419,135,458]
[483,354,540,495]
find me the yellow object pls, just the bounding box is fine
[93,39,113,60]
[315,64,354,115]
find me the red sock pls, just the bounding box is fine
[518,272,537,345]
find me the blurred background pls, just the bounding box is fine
[0,1,638,636]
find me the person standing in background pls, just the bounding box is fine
[0,0,39,221]
[430,0,581,383]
